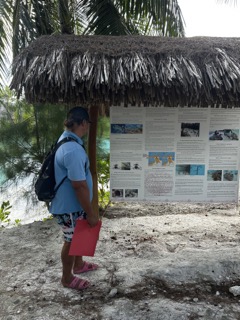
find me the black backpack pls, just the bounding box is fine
[35,137,78,202]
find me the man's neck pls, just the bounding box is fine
[67,128,84,139]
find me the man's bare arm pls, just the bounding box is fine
[71,180,98,227]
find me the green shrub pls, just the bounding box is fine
[97,155,110,212]
[14,219,22,226]
[0,201,12,226]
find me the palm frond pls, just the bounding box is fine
[78,0,184,36]
[72,0,89,33]
[32,0,57,35]
[0,0,12,87]
[80,0,131,35]
[58,0,74,34]
[12,0,36,57]
[12,0,61,58]
[118,0,185,36]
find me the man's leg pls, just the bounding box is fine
[61,241,75,285]
[54,213,90,289]
[61,240,98,280]
[73,256,99,274]
[61,242,90,289]
[73,256,84,270]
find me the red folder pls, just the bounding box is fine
[69,220,102,256]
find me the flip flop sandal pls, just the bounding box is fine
[73,261,99,274]
[63,276,90,290]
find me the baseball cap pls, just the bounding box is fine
[67,106,92,123]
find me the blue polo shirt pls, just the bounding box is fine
[49,131,93,214]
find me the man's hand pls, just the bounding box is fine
[71,180,99,227]
[87,214,99,227]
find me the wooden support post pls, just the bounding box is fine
[88,105,99,215]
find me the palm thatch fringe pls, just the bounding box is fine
[10,35,240,107]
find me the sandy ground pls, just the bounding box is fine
[1,201,240,320]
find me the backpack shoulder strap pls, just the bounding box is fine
[55,136,86,151]
[54,136,86,193]
[54,136,77,151]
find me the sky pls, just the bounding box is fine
[178,0,240,37]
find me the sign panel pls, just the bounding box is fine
[110,106,240,203]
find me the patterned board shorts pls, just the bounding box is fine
[54,211,87,242]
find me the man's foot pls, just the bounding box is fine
[73,261,98,274]
[62,276,90,290]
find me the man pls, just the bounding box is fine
[50,106,99,290]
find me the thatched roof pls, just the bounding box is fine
[10,35,240,107]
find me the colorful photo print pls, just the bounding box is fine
[147,152,175,167]
[125,189,138,198]
[112,189,123,198]
[207,170,222,181]
[176,164,190,175]
[176,164,205,176]
[209,129,239,141]
[111,124,125,134]
[190,165,205,175]
[181,123,200,137]
[223,170,238,181]
[111,124,143,134]
[124,124,143,134]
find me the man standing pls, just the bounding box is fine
[50,107,99,290]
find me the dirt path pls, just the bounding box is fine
[1,202,240,320]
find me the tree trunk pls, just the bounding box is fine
[88,105,99,215]
[58,0,74,34]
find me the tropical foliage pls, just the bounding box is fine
[0,88,110,199]
[98,156,110,212]
[96,116,110,211]
[0,200,12,226]
[0,88,67,183]
[0,0,185,87]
